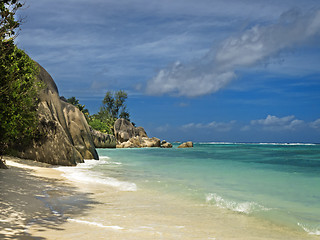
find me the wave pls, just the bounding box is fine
[57,160,136,191]
[198,142,236,145]
[68,218,124,230]
[298,223,320,236]
[206,193,270,214]
[79,159,122,168]
[255,142,317,146]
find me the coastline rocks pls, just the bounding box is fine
[178,141,193,148]
[89,127,116,148]
[161,140,173,148]
[114,118,143,143]
[114,119,149,142]
[117,136,161,148]
[114,118,165,149]
[135,126,148,138]
[17,63,98,166]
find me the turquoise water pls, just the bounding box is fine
[94,143,320,235]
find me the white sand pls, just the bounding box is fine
[1,156,317,240]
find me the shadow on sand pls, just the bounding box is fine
[0,164,100,239]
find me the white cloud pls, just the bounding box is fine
[241,125,251,131]
[250,115,304,131]
[310,118,320,129]
[182,120,236,132]
[146,9,320,97]
[154,124,170,133]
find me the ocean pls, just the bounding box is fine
[58,143,320,239]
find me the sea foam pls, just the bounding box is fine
[58,160,137,191]
[206,193,270,214]
[68,218,124,230]
[298,223,320,235]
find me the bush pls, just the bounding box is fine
[0,44,40,154]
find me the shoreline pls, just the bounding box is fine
[1,155,318,239]
[0,156,98,240]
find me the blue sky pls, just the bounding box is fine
[16,0,320,143]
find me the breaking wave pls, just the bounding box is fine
[206,193,270,214]
[58,159,136,191]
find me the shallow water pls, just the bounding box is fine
[52,143,320,239]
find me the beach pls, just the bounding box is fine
[0,156,98,240]
[1,146,319,240]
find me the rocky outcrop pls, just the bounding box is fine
[18,63,98,166]
[135,127,148,138]
[114,119,148,143]
[114,118,164,148]
[178,141,193,148]
[90,127,116,148]
[117,136,161,148]
[161,140,173,148]
[114,118,143,143]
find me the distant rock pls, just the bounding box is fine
[17,63,98,166]
[135,126,148,138]
[178,141,193,148]
[114,119,164,148]
[114,119,149,142]
[161,140,173,148]
[114,118,139,143]
[142,137,161,148]
[117,136,161,148]
[90,127,116,148]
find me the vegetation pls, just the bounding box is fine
[67,91,130,135]
[66,96,89,120]
[0,0,41,157]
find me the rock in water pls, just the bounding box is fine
[18,63,98,166]
[135,127,148,138]
[114,119,164,148]
[114,119,148,143]
[178,141,193,148]
[114,118,137,143]
[117,136,161,148]
[161,140,173,148]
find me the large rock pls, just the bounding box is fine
[114,119,148,143]
[114,119,136,143]
[135,127,148,138]
[114,118,163,149]
[18,63,98,166]
[161,140,173,148]
[90,127,116,148]
[178,141,193,148]
[117,136,160,148]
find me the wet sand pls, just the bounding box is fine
[0,156,318,240]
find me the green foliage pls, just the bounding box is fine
[0,45,41,154]
[0,0,23,41]
[0,0,41,155]
[87,117,114,134]
[88,90,130,135]
[88,111,116,135]
[101,90,130,121]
